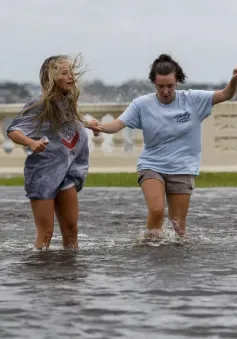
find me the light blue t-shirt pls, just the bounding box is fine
[118,90,214,175]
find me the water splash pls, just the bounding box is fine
[136,219,188,247]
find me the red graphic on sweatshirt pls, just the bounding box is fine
[61,124,79,150]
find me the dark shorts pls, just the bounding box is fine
[137,169,195,195]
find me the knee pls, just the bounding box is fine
[149,206,164,219]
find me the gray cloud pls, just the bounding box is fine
[1,0,237,84]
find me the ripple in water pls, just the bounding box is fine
[1,187,237,338]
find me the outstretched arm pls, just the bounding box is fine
[212,67,237,105]
[85,100,140,134]
[100,119,125,133]
[87,118,125,134]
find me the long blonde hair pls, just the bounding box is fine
[23,54,86,132]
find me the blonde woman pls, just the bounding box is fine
[7,55,99,250]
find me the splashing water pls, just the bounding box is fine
[136,219,188,247]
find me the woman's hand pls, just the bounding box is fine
[232,67,237,81]
[29,139,48,153]
[212,67,237,105]
[86,119,102,136]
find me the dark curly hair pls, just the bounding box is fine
[149,54,187,84]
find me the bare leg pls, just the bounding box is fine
[141,178,165,235]
[30,200,55,249]
[54,186,79,249]
[166,194,191,237]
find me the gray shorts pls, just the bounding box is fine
[137,169,195,195]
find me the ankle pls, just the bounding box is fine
[145,227,163,238]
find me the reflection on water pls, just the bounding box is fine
[1,187,237,338]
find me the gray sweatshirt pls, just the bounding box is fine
[7,99,89,200]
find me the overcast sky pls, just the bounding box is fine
[1,0,237,85]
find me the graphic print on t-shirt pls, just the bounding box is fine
[175,111,190,123]
[61,123,79,149]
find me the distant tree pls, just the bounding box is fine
[0,82,30,98]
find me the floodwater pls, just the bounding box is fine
[1,187,237,339]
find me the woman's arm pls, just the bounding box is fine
[8,130,48,153]
[212,67,237,105]
[87,119,125,134]
[85,100,141,134]
[100,119,125,133]
[8,130,34,147]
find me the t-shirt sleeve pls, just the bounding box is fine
[118,100,141,129]
[190,90,214,122]
[7,99,39,136]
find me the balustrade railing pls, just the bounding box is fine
[0,101,237,176]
